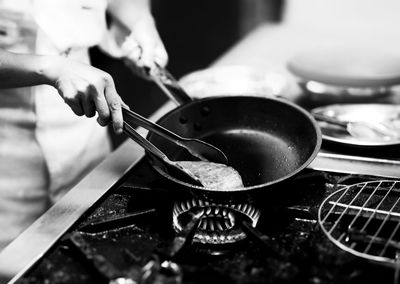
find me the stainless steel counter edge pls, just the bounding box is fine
[310,152,400,179]
[0,102,176,284]
[0,140,144,283]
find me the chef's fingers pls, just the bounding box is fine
[77,84,96,118]
[153,42,168,68]
[123,58,149,79]
[104,78,123,134]
[82,95,97,118]
[125,45,142,63]
[92,84,110,127]
[121,34,142,63]
[69,100,85,116]
[135,34,156,69]
[122,40,151,79]
[121,99,129,109]
[57,80,85,116]
[122,33,168,78]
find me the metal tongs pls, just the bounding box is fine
[121,107,228,185]
[122,106,227,164]
[146,63,193,106]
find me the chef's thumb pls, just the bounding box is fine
[153,43,168,68]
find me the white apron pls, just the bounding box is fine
[0,0,112,250]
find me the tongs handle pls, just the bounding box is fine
[148,64,193,106]
[122,106,186,147]
[123,121,170,163]
[122,106,228,164]
[123,121,204,186]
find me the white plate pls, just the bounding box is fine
[312,104,400,146]
[288,47,400,88]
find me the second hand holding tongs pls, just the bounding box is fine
[122,106,227,164]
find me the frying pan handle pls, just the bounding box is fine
[149,64,193,106]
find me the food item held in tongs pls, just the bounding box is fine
[175,161,244,191]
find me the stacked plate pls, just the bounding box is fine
[312,104,400,147]
[287,46,400,103]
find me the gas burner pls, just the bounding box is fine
[172,198,260,245]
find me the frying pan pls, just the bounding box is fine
[144,68,322,196]
[145,101,321,196]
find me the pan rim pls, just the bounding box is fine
[147,95,322,193]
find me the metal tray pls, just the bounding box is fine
[312,104,400,146]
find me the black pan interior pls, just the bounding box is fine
[147,96,321,189]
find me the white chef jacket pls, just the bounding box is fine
[0,0,112,250]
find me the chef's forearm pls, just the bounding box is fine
[107,0,154,32]
[0,49,54,89]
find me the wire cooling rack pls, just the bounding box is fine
[318,180,400,264]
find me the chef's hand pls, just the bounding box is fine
[121,14,168,76]
[45,56,125,134]
[100,6,168,78]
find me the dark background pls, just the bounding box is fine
[90,0,284,148]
